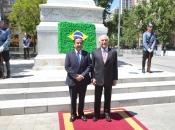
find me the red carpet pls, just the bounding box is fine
[58,108,148,130]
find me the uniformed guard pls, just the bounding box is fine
[22,33,30,59]
[0,17,11,78]
[142,23,156,73]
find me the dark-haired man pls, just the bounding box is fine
[65,32,92,122]
[0,18,11,78]
[142,23,156,73]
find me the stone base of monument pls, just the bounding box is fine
[33,55,65,70]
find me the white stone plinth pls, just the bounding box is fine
[33,55,65,70]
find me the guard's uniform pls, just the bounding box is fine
[142,31,156,72]
[0,26,11,78]
[22,37,30,59]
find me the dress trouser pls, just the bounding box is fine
[94,85,112,117]
[69,83,87,116]
[142,50,153,69]
[0,51,10,77]
[24,48,29,59]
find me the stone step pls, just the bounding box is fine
[0,81,175,101]
[0,90,175,116]
[1,74,175,89]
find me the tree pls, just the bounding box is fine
[94,0,114,20]
[106,13,118,47]
[8,0,44,53]
[120,8,138,47]
[149,0,175,45]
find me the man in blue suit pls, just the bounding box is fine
[65,32,92,122]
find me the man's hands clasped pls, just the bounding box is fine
[76,74,84,81]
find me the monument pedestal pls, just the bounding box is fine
[33,0,107,70]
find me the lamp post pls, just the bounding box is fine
[117,0,121,55]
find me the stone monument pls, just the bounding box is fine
[33,0,107,70]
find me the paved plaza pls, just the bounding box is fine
[0,53,175,130]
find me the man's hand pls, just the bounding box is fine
[112,80,117,86]
[92,79,96,86]
[76,74,84,81]
[0,46,4,53]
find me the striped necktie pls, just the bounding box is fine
[102,49,106,63]
[77,51,80,64]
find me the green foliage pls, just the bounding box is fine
[106,0,175,48]
[149,0,175,44]
[8,0,42,35]
[121,8,138,47]
[106,13,118,47]
[94,0,114,20]
[8,0,44,53]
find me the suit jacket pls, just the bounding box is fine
[92,47,118,86]
[65,50,92,86]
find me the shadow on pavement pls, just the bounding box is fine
[11,75,34,78]
[118,60,133,67]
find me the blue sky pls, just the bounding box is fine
[110,0,119,10]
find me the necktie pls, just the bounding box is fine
[102,49,106,63]
[77,51,81,64]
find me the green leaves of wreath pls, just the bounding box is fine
[58,22,96,54]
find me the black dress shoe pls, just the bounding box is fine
[93,116,99,122]
[70,115,76,122]
[142,68,145,73]
[6,75,10,78]
[104,115,111,122]
[80,115,87,121]
[147,70,152,73]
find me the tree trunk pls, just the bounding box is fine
[33,42,36,53]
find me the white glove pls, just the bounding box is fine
[148,48,152,53]
[0,46,4,53]
[24,46,27,48]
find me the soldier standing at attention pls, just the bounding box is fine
[22,33,30,59]
[0,17,11,78]
[142,23,156,73]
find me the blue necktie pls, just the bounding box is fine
[77,51,80,64]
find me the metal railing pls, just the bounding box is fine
[9,47,35,54]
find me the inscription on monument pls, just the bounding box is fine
[40,8,102,23]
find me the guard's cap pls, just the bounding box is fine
[147,22,153,27]
[74,32,83,40]
[24,32,27,35]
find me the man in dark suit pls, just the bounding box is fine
[92,35,118,122]
[65,32,92,122]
